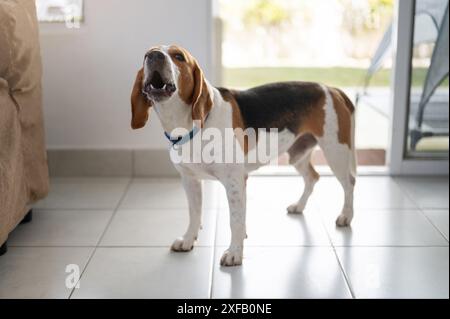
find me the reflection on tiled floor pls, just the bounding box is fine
[0,176,448,299]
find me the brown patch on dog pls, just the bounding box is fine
[329,87,353,148]
[191,66,213,128]
[168,46,195,104]
[130,68,152,129]
[298,94,326,138]
[168,45,212,127]
[218,89,251,154]
[334,87,355,114]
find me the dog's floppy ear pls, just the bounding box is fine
[131,68,152,129]
[191,62,212,128]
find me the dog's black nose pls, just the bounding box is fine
[146,50,165,62]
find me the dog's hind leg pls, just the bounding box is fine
[318,87,357,226]
[319,139,356,226]
[286,134,319,214]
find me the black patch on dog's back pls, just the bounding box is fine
[217,82,324,133]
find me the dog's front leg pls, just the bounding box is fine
[220,173,247,266]
[171,175,202,252]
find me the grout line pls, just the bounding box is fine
[131,150,135,176]
[417,209,450,244]
[390,178,423,210]
[331,247,356,299]
[65,247,97,300]
[350,207,438,212]
[48,177,132,180]
[33,207,124,211]
[68,177,133,299]
[325,245,449,248]
[392,178,450,244]
[33,206,223,211]
[208,186,222,300]
[96,176,134,244]
[83,245,216,248]
[317,208,356,299]
[211,244,334,247]
[9,245,98,248]
[32,208,116,212]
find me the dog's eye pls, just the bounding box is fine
[174,53,185,62]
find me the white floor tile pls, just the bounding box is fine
[395,177,449,209]
[72,247,212,299]
[246,177,320,212]
[8,210,113,247]
[310,177,417,212]
[423,210,449,241]
[323,210,448,246]
[212,247,351,298]
[216,209,330,247]
[100,209,216,247]
[119,179,222,209]
[336,247,449,298]
[34,178,130,210]
[0,247,93,299]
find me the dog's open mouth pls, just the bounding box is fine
[143,71,176,100]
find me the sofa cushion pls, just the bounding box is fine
[0,0,49,242]
[0,87,27,245]
[0,0,42,92]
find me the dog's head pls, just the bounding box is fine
[130,45,212,129]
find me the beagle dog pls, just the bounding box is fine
[131,45,357,266]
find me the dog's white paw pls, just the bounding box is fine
[336,213,353,227]
[287,203,303,214]
[171,236,196,252]
[220,247,243,267]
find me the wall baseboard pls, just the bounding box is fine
[47,149,179,177]
[47,149,401,177]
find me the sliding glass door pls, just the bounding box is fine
[389,0,449,175]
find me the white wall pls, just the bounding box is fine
[40,0,212,149]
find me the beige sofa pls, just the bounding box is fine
[0,0,49,255]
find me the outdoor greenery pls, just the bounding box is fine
[339,0,393,35]
[224,67,448,89]
[243,0,291,28]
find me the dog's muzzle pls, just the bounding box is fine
[143,70,176,101]
[142,51,177,101]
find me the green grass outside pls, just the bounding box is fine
[223,67,448,89]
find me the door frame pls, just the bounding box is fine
[388,0,449,175]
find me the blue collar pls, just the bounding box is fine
[163,113,210,147]
[164,125,201,147]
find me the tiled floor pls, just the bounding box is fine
[0,176,448,299]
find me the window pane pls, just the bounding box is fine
[219,0,394,167]
[407,0,449,157]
